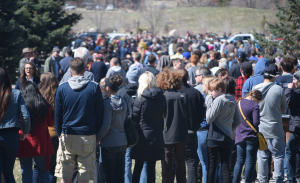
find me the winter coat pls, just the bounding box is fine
[117,83,138,116]
[285,88,300,134]
[140,65,159,76]
[131,87,166,161]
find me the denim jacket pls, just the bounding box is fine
[0,89,31,134]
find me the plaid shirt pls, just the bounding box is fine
[234,76,247,101]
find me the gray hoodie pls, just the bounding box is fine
[60,68,95,85]
[97,95,128,147]
[252,82,288,138]
[106,66,126,82]
[206,94,241,139]
[67,76,90,90]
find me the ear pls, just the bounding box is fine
[70,69,73,76]
[217,88,222,92]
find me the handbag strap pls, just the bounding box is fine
[238,101,257,133]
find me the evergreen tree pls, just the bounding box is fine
[253,0,300,59]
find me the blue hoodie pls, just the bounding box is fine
[144,51,157,65]
[242,58,269,97]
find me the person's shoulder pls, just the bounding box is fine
[12,89,21,95]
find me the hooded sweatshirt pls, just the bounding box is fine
[252,82,288,138]
[206,94,241,142]
[144,51,158,65]
[96,95,128,147]
[59,68,95,85]
[55,76,103,137]
[156,55,171,73]
[242,58,269,97]
[106,66,126,82]
[117,83,138,116]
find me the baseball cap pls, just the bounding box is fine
[182,52,191,60]
[219,58,227,63]
[264,65,277,77]
[294,70,300,82]
[240,62,253,75]
[170,54,184,60]
[237,52,246,60]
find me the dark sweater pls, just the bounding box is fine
[229,62,242,79]
[163,89,189,144]
[285,88,300,133]
[90,61,108,83]
[140,65,159,76]
[235,99,260,144]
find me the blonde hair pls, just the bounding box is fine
[200,53,208,64]
[208,78,225,92]
[99,77,106,92]
[137,71,157,98]
[202,76,215,94]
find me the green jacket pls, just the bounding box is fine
[44,56,61,78]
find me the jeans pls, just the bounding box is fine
[124,147,147,183]
[207,143,232,183]
[197,130,208,183]
[286,132,300,182]
[132,160,155,183]
[162,143,186,183]
[186,133,199,183]
[19,156,50,183]
[0,129,19,183]
[257,136,285,183]
[233,137,259,183]
[101,145,127,183]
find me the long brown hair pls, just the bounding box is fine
[20,62,39,86]
[240,90,262,103]
[0,68,12,121]
[38,72,58,111]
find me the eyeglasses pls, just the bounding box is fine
[195,74,203,78]
[25,67,33,70]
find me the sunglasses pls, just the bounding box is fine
[195,74,203,78]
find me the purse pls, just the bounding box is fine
[238,101,267,151]
[124,97,139,148]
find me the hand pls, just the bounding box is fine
[59,69,62,74]
[20,134,28,140]
[288,83,294,89]
[29,57,34,62]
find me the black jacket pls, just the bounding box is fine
[117,83,138,116]
[179,82,205,132]
[131,87,166,161]
[140,65,159,76]
[229,62,242,79]
[163,89,189,144]
[285,88,300,133]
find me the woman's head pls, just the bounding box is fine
[137,72,157,98]
[222,77,236,96]
[0,68,12,121]
[202,76,215,94]
[200,53,208,64]
[243,90,262,104]
[20,62,38,86]
[39,72,58,110]
[208,78,225,98]
[21,81,49,133]
[157,69,182,91]
[104,75,123,95]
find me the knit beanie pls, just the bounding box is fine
[127,67,141,83]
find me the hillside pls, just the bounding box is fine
[71,7,278,35]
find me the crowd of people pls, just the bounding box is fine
[1,32,300,183]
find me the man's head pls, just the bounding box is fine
[74,47,90,66]
[148,54,156,66]
[177,47,183,54]
[280,57,294,73]
[110,57,119,67]
[51,47,60,58]
[208,78,225,99]
[237,52,246,63]
[182,52,191,61]
[215,68,229,79]
[65,48,73,57]
[219,62,228,70]
[251,51,256,57]
[127,67,141,84]
[22,48,32,59]
[180,68,189,83]
[173,59,183,70]
[132,52,141,62]
[69,57,85,76]
[191,55,199,66]
[191,50,202,59]
[240,62,253,78]
[195,67,211,84]
[263,65,277,82]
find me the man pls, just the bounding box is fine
[199,40,208,53]
[229,52,246,79]
[171,55,184,70]
[242,58,269,97]
[234,62,253,101]
[59,48,73,74]
[252,65,288,183]
[187,55,199,86]
[140,54,159,76]
[90,55,108,83]
[183,39,190,53]
[144,47,158,65]
[59,47,95,84]
[179,69,205,183]
[19,48,33,73]
[74,37,82,49]
[55,57,103,183]
[127,52,144,73]
[106,57,126,83]
[44,47,62,79]
[215,68,229,79]
[244,39,252,55]
[225,41,235,56]
[248,51,258,62]
[194,67,212,93]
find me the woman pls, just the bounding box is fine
[131,72,166,183]
[0,68,30,182]
[17,81,54,183]
[233,90,262,183]
[137,45,145,63]
[97,75,128,183]
[206,78,241,183]
[38,72,59,183]
[15,62,40,89]
[200,53,208,66]
[157,69,189,183]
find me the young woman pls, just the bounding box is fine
[233,90,262,183]
[130,71,166,183]
[17,81,54,183]
[97,75,128,183]
[0,68,30,182]
[206,78,241,183]
[200,53,208,66]
[157,69,189,183]
[15,62,40,89]
[38,72,59,183]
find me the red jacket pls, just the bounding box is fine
[17,106,54,171]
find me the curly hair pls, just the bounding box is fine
[38,72,58,112]
[20,62,39,86]
[108,74,123,93]
[157,69,182,91]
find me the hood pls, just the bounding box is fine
[110,66,122,72]
[109,95,125,112]
[68,76,90,90]
[254,58,269,75]
[156,55,170,72]
[142,87,164,99]
[218,94,236,107]
[252,82,274,97]
[125,83,139,96]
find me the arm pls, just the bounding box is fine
[198,93,205,124]
[285,88,300,109]
[132,98,142,124]
[96,102,112,141]
[95,86,104,133]
[47,106,54,127]
[242,79,250,97]
[18,92,31,134]
[206,97,221,124]
[44,58,50,73]
[55,87,63,136]
[252,104,260,127]
[232,105,241,131]
[281,88,288,112]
